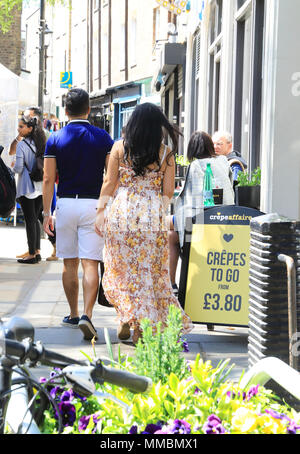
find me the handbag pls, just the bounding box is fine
[23,140,44,182]
[98,262,113,307]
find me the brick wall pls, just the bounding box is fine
[0,7,22,76]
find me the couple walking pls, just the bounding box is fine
[43,89,193,344]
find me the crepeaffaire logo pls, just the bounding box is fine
[209,211,253,223]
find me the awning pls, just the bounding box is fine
[113,95,141,104]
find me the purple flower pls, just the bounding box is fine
[56,401,76,427]
[177,338,189,353]
[129,425,139,434]
[287,420,300,434]
[50,385,64,400]
[226,390,246,400]
[78,415,91,432]
[203,414,226,434]
[182,340,189,353]
[265,409,287,420]
[154,428,173,434]
[264,409,300,434]
[168,419,191,434]
[78,414,101,433]
[61,390,73,402]
[142,423,163,434]
[246,385,259,400]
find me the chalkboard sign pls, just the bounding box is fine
[179,205,264,327]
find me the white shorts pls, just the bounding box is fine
[55,198,104,261]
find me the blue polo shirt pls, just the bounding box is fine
[44,120,114,197]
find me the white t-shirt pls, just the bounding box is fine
[25,181,43,199]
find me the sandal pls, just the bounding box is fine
[117,322,131,340]
[132,327,143,346]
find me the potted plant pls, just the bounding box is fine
[235,167,261,210]
[175,154,189,178]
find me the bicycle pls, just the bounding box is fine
[0,316,152,434]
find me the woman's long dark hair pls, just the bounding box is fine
[123,103,181,176]
[21,115,47,157]
[187,131,216,162]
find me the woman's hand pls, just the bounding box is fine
[95,211,105,237]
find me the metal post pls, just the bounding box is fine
[278,254,298,370]
[38,0,45,111]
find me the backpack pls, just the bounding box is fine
[0,150,17,218]
[23,140,44,182]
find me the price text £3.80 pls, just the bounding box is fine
[203,293,242,312]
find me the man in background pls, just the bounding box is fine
[212,131,247,185]
[43,88,114,341]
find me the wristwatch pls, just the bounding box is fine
[42,211,51,217]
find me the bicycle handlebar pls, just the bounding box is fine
[5,338,86,367]
[4,338,152,394]
[92,362,152,394]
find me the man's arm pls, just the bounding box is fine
[43,157,57,236]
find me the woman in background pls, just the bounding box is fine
[169,131,235,295]
[95,103,194,344]
[12,115,46,264]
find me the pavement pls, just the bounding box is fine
[0,222,249,382]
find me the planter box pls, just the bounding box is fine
[235,185,261,210]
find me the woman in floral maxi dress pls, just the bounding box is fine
[95,103,193,344]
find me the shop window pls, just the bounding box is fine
[234,0,264,170]
[207,0,222,135]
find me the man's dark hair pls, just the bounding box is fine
[65,88,90,116]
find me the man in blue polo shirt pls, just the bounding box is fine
[43,88,114,341]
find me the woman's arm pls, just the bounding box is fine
[95,142,120,236]
[12,142,25,174]
[162,152,175,209]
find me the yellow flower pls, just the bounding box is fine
[257,414,287,434]
[231,407,258,433]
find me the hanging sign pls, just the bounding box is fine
[156,0,188,15]
[60,72,73,89]
[183,206,264,327]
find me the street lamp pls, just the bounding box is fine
[38,0,45,112]
[38,0,53,113]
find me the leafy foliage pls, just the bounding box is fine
[237,167,261,187]
[20,306,300,435]
[133,305,189,384]
[0,0,22,33]
[175,154,190,167]
[0,0,66,34]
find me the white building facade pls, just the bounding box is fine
[180,0,300,220]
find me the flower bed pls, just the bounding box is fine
[40,307,300,435]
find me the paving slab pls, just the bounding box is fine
[0,223,249,382]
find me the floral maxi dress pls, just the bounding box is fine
[103,164,194,334]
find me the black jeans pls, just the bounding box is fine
[19,195,43,255]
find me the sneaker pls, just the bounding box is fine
[62,315,80,328]
[79,315,98,341]
[172,283,179,297]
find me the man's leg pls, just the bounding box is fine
[169,230,181,285]
[167,215,181,286]
[62,258,80,319]
[81,259,99,320]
